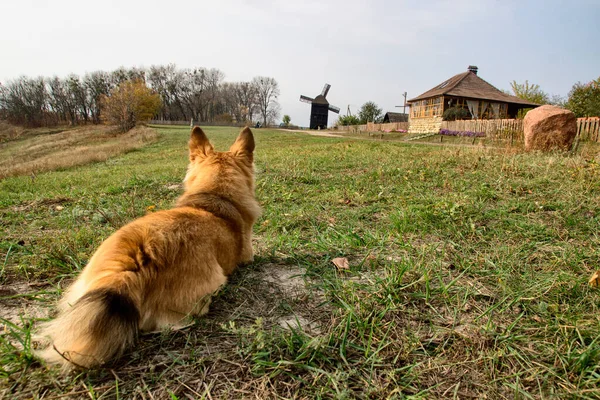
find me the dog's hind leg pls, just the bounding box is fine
[140,264,227,332]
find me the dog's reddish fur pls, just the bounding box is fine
[36,126,261,369]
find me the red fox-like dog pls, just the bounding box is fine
[36,126,261,370]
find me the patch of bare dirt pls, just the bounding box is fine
[257,264,324,333]
[260,264,307,298]
[278,128,343,138]
[278,314,321,333]
[10,197,72,213]
[0,282,53,327]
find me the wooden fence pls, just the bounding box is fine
[577,117,600,142]
[335,122,408,133]
[440,117,600,142]
[367,122,410,132]
[149,120,191,126]
[441,119,523,140]
[149,120,248,127]
[334,124,368,133]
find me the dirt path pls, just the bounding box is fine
[277,129,502,149]
[278,129,343,138]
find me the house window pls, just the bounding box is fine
[410,97,443,118]
[453,98,468,110]
[499,103,508,118]
[480,102,509,119]
[446,98,509,119]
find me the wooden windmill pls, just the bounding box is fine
[300,84,340,129]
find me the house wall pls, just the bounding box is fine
[408,116,443,134]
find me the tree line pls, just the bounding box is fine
[0,65,280,128]
[509,78,600,118]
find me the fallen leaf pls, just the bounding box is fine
[146,205,156,212]
[55,205,64,211]
[589,271,600,287]
[332,257,349,270]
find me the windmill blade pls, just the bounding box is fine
[300,95,314,104]
[328,104,341,114]
[321,84,331,97]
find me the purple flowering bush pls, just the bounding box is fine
[439,129,485,137]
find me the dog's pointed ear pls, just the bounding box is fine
[189,126,214,161]
[229,127,255,159]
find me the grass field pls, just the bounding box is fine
[1,125,599,399]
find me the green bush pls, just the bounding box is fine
[337,115,361,126]
[442,107,471,121]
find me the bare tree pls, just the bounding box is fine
[84,71,112,124]
[234,81,258,123]
[48,77,74,124]
[252,76,280,127]
[147,65,189,121]
[267,102,281,126]
[147,64,177,120]
[66,75,90,123]
[179,68,207,121]
[203,69,225,121]
[0,76,49,127]
[216,82,239,121]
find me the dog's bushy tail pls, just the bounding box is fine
[36,288,139,370]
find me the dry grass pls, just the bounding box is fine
[0,121,26,143]
[0,125,159,179]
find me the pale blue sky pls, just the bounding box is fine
[1,0,598,127]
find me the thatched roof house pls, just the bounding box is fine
[408,66,538,119]
[382,112,409,123]
[406,66,539,133]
